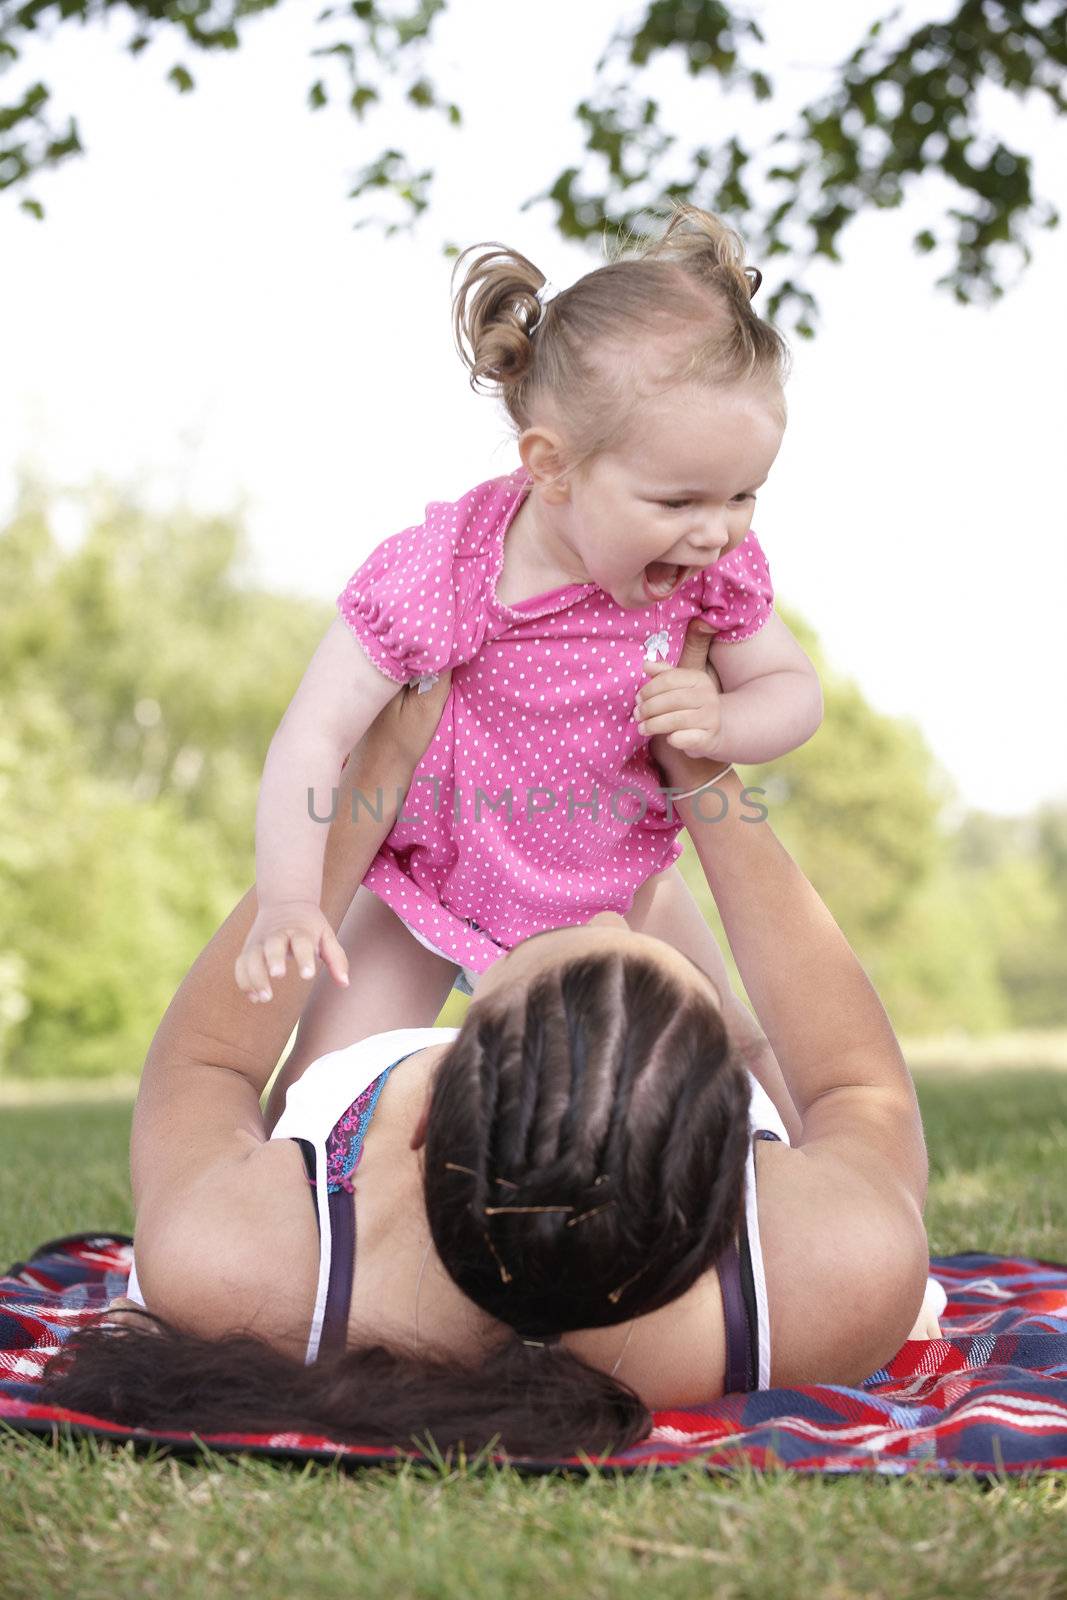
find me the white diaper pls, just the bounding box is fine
[400,916,479,996]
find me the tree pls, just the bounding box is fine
[952,802,1067,1027]
[1,0,1063,331]
[0,479,329,1076]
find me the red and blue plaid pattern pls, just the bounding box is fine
[2,1234,1066,1477]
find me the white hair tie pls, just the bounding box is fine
[530,279,561,334]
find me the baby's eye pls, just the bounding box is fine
[659,499,692,510]
[731,493,756,504]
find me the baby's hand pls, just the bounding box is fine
[235,901,349,1003]
[633,629,726,760]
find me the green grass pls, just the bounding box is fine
[1,1066,1066,1599]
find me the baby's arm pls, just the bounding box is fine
[235,617,405,1001]
[709,612,822,765]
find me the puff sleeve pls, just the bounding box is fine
[698,529,774,643]
[336,516,468,687]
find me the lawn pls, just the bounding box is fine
[1,1065,1066,1599]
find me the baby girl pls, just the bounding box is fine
[235,202,823,1100]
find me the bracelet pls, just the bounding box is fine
[671,764,734,801]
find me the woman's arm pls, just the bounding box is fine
[649,623,927,1212]
[130,673,453,1214]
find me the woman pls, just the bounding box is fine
[42,622,938,1458]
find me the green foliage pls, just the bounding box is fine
[0,700,238,1079]
[3,1,1063,327]
[868,864,1012,1037]
[537,0,1065,331]
[951,805,1067,1027]
[0,480,329,1077]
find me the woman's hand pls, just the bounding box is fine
[342,671,453,801]
[642,619,730,796]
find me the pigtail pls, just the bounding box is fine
[642,202,763,306]
[629,200,790,391]
[451,244,547,394]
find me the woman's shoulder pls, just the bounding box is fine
[749,1136,929,1386]
[564,1137,928,1405]
[136,1035,457,1354]
[135,1135,321,1361]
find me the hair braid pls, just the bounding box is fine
[424,946,750,1335]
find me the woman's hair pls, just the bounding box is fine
[41,945,750,1460]
[451,201,790,487]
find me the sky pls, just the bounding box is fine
[2,0,1065,817]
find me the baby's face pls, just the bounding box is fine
[569,381,784,611]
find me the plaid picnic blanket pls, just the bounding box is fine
[2,1233,1066,1477]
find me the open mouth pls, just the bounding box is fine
[643,561,693,599]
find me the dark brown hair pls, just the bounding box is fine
[451,201,790,487]
[41,946,749,1459]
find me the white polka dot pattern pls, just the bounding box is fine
[335,466,774,975]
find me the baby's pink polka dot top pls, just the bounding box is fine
[336,464,773,976]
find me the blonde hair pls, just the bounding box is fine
[451,202,790,485]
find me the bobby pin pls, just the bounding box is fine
[607,1263,650,1304]
[482,1230,513,1284]
[443,1162,521,1193]
[566,1201,613,1228]
[484,1204,575,1216]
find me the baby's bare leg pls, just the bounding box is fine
[626,864,803,1144]
[263,887,460,1132]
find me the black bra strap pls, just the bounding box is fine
[716,1126,782,1393]
[718,1240,752,1393]
[318,1188,356,1360]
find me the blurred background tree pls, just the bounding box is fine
[2,0,1064,331]
[0,481,326,1077]
[2,481,1063,1078]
